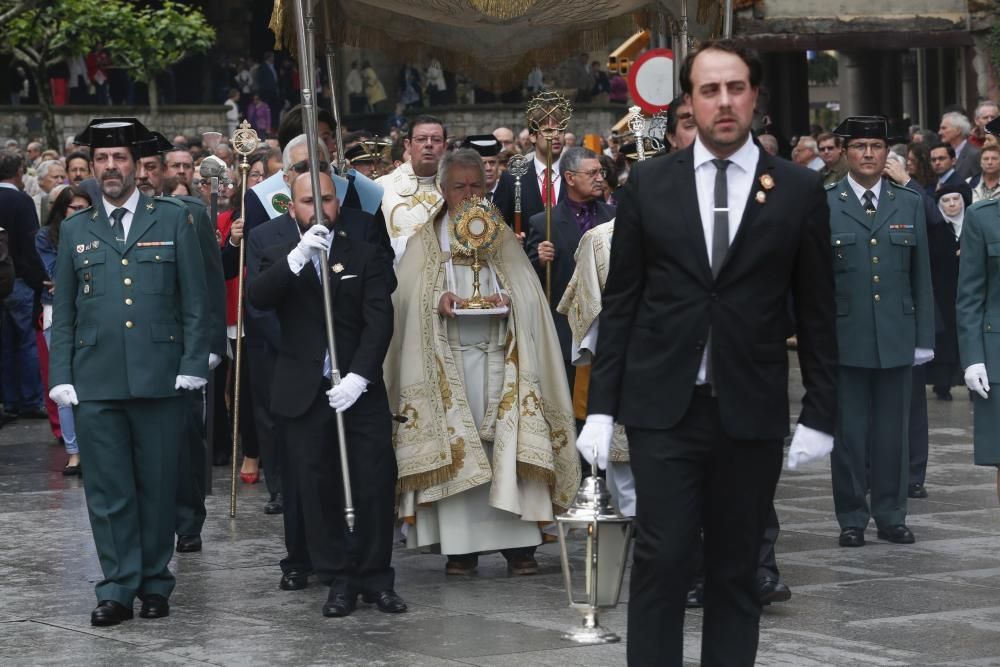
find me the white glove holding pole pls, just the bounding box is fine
[326,373,368,412]
[965,363,990,400]
[576,414,614,470]
[175,375,208,391]
[913,348,935,366]
[49,384,78,408]
[287,225,331,274]
[208,353,222,370]
[786,423,834,470]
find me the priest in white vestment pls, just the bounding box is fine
[385,149,579,575]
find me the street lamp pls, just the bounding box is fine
[555,455,633,643]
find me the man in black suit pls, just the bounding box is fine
[525,146,614,388]
[247,171,405,618]
[0,149,48,419]
[940,111,981,181]
[463,135,517,230]
[930,144,973,198]
[577,41,838,666]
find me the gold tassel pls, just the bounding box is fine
[517,461,555,487]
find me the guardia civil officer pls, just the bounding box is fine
[957,116,1000,503]
[48,119,209,626]
[827,116,935,548]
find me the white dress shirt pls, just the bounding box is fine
[693,134,759,384]
[846,173,881,209]
[102,187,140,241]
[534,155,562,202]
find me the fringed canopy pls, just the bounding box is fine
[270,0,721,92]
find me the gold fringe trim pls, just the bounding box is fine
[396,465,454,496]
[517,461,555,488]
[467,0,540,21]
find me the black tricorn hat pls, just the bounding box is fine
[345,143,379,163]
[135,131,174,158]
[74,117,154,149]
[462,134,501,157]
[986,116,1000,137]
[831,116,902,143]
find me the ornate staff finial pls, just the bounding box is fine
[628,106,648,161]
[525,91,573,137]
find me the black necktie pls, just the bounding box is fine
[110,208,127,247]
[863,190,876,216]
[711,159,731,278]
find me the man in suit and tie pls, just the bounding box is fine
[48,118,210,626]
[576,41,838,666]
[827,116,935,548]
[931,143,973,200]
[228,146,393,593]
[525,146,614,389]
[940,111,981,181]
[247,171,405,618]
[462,135,517,230]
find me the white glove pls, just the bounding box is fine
[965,363,990,400]
[913,348,935,366]
[287,225,331,274]
[208,353,222,370]
[175,375,208,391]
[576,414,614,470]
[786,423,834,470]
[326,372,368,412]
[49,384,78,408]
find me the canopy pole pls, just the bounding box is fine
[321,0,348,173]
[723,0,733,39]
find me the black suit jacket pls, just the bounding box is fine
[247,234,393,420]
[489,171,517,229]
[519,161,568,225]
[954,143,982,181]
[0,186,46,291]
[525,199,615,361]
[588,146,838,439]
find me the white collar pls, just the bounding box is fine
[0,182,18,191]
[102,187,140,219]
[692,134,758,175]
[846,173,882,203]
[534,154,562,176]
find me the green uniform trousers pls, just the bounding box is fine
[175,387,207,538]
[77,396,186,605]
[832,365,910,530]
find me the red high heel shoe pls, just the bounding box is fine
[240,470,259,484]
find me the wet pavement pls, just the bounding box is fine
[2,367,1000,665]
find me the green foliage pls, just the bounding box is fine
[808,51,838,86]
[987,24,1000,79]
[0,0,119,66]
[104,1,216,84]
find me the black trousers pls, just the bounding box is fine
[176,388,206,538]
[242,337,280,498]
[626,394,782,667]
[281,387,397,595]
[909,364,929,487]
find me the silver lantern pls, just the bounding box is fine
[555,456,633,643]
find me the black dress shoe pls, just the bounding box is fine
[361,590,408,613]
[212,453,230,467]
[62,464,81,477]
[758,577,792,605]
[264,493,284,515]
[91,600,133,626]
[176,535,202,553]
[139,594,170,619]
[21,407,49,420]
[685,582,704,608]
[934,388,953,401]
[279,570,309,590]
[877,524,915,544]
[322,591,357,617]
[908,483,928,499]
[839,527,865,547]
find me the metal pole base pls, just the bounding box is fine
[562,611,620,644]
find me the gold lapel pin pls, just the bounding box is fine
[755,190,766,204]
[759,174,775,190]
[332,263,345,273]
[840,191,849,200]
[146,201,155,211]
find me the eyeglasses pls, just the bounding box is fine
[568,168,607,179]
[249,170,265,180]
[289,160,331,174]
[846,142,887,153]
[410,136,445,146]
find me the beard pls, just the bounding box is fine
[136,179,156,197]
[101,169,136,201]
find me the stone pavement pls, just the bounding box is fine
[2,369,1000,665]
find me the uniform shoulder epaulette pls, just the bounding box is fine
[824,182,837,190]
[969,197,999,212]
[153,195,187,208]
[887,179,919,197]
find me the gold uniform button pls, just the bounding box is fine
[874,294,881,302]
[125,298,133,306]
[125,321,134,328]
[873,275,880,283]
[83,259,89,265]
[988,324,993,332]
[872,256,880,264]
[870,238,877,246]
[124,278,132,286]
[155,255,161,261]
[121,258,128,266]
[835,239,842,246]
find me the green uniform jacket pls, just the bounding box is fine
[827,176,935,368]
[49,193,209,399]
[174,194,227,357]
[957,197,1000,379]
